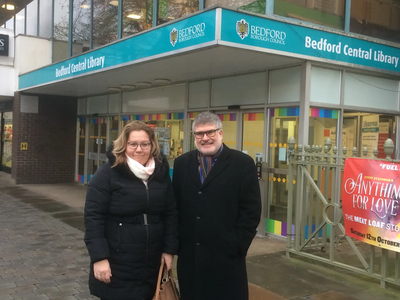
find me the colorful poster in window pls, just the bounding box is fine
[342,158,400,252]
[361,115,379,158]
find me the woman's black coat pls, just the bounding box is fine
[84,149,178,300]
[172,145,261,300]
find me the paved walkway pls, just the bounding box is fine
[2,172,400,299]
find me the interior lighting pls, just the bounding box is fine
[127,14,141,19]
[80,4,90,8]
[1,4,14,10]
[121,84,136,91]
[109,0,119,6]
[136,82,151,87]
[154,78,170,84]
[108,87,121,93]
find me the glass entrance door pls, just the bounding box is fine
[88,117,107,181]
[266,108,299,236]
[1,112,12,173]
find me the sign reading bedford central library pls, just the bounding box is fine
[0,34,9,56]
[342,158,400,252]
[222,10,400,73]
[19,10,216,89]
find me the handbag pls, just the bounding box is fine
[153,261,180,300]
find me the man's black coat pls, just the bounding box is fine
[172,144,261,300]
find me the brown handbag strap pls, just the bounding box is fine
[167,269,179,298]
[154,262,164,300]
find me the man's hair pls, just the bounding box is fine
[192,112,222,132]
[112,121,161,167]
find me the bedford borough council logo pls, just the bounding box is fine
[170,28,178,47]
[236,19,249,40]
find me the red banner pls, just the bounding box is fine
[342,158,400,252]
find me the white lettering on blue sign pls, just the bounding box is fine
[305,36,399,68]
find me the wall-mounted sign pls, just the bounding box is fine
[0,34,9,57]
[20,143,28,151]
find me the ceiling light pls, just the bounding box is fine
[121,84,136,91]
[154,78,170,84]
[109,0,118,5]
[127,14,141,19]
[1,4,14,10]
[136,82,151,88]
[80,4,90,8]
[108,87,121,93]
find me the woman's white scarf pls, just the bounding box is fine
[126,154,155,181]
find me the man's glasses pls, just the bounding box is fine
[193,128,221,139]
[127,142,151,150]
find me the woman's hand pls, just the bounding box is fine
[161,253,174,270]
[93,259,112,283]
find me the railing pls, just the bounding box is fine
[286,137,400,288]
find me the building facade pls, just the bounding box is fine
[1,0,399,236]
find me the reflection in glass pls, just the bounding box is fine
[53,0,70,62]
[158,0,199,25]
[123,0,153,37]
[5,17,14,30]
[77,118,86,183]
[267,112,299,224]
[2,112,13,169]
[93,0,118,48]
[351,0,400,43]
[242,113,264,162]
[26,0,38,36]
[121,116,184,169]
[15,8,25,35]
[343,112,396,159]
[273,0,344,30]
[72,0,91,56]
[39,0,52,38]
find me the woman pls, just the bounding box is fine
[84,121,178,300]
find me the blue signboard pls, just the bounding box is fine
[221,10,400,73]
[19,10,216,89]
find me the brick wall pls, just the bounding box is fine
[12,93,77,184]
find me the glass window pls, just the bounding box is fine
[2,112,13,170]
[344,73,399,110]
[158,0,199,25]
[267,107,299,225]
[121,114,185,169]
[123,84,185,113]
[72,0,91,56]
[350,0,400,43]
[189,80,209,109]
[343,112,396,159]
[15,8,25,35]
[26,0,38,36]
[77,117,86,183]
[270,67,301,103]
[5,17,14,30]
[242,113,264,162]
[123,0,153,38]
[274,0,345,30]
[39,0,52,38]
[88,95,108,114]
[93,0,118,48]
[308,108,338,148]
[211,72,266,107]
[53,0,70,62]
[310,66,341,105]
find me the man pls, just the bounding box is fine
[172,112,261,300]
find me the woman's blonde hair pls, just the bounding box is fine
[112,121,161,167]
